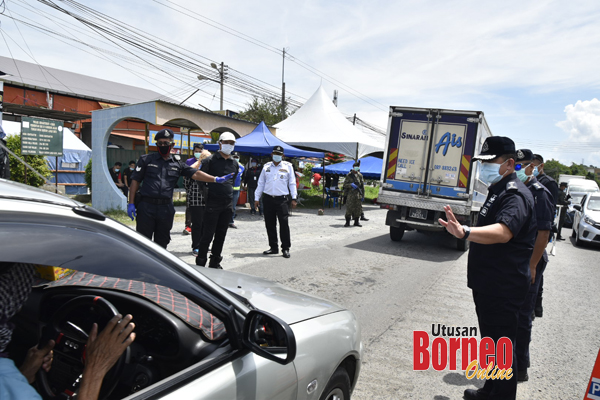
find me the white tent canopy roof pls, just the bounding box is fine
[274,86,384,158]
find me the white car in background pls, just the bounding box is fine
[572,193,600,247]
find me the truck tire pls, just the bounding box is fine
[457,238,469,251]
[390,224,405,242]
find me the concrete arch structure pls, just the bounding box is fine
[91,100,263,211]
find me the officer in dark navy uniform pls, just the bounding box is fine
[530,153,558,318]
[128,129,233,249]
[513,149,555,382]
[440,137,537,400]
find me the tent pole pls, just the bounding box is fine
[55,156,58,193]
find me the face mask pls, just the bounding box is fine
[157,144,171,156]
[114,168,120,173]
[516,169,529,183]
[353,167,360,171]
[130,167,135,170]
[533,166,539,177]
[479,159,508,185]
[273,155,282,163]
[194,152,202,159]
[250,162,257,167]
[220,144,234,155]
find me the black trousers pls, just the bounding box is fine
[472,290,525,400]
[263,194,291,251]
[516,257,547,371]
[197,200,232,263]
[190,206,205,250]
[136,201,175,249]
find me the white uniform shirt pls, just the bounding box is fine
[255,160,297,200]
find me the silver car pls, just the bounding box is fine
[0,179,362,399]
[572,193,600,247]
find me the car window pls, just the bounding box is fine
[571,194,584,205]
[587,197,600,211]
[570,182,600,193]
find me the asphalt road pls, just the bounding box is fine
[167,204,600,400]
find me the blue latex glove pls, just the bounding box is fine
[351,183,358,190]
[362,197,365,202]
[215,173,235,183]
[127,204,136,220]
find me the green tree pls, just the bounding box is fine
[6,135,52,187]
[236,95,295,126]
[543,159,569,180]
[85,158,92,190]
[568,163,588,177]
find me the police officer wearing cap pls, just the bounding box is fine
[128,129,233,249]
[514,149,555,382]
[439,137,537,400]
[196,132,240,268]
[255,145,297,258]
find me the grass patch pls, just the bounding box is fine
[296,177,379,209]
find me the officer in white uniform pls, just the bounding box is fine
[255,146,297,258]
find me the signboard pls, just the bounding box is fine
[394,120,431,181]
[428,123,467,187]
[21,117,64,156]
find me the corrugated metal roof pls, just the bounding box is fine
[0,56,172,105]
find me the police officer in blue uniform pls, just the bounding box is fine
[255,146,297,259]
[513,149,555,382]
[440,137,537,400]
[128,129,232,249]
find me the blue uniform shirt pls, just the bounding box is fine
[130,153,197,199]
[468,173,537,298]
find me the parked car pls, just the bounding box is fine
[0,179,362,400]
[572,193,600,246]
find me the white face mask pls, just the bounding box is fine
[479,159,509,185]
[273,155,282,163]
[220,143,235,155]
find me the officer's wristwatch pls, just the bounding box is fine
[461,225,471,240]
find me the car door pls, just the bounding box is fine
[574,195,586,231]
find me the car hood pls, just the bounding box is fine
[586,210,600,221]
[200,268,344,324]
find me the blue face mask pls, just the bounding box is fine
[516,169,529,183]
[114,168,120,173]
[533,166,539,177]
[273,155,282,163]
[479,160,508,185]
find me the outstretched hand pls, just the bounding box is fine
[438,205,465,239]
[216,173,235,184]
[85,314,136,376]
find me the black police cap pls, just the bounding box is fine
[533,154,544,163]
[231,151,239,157]
[473,136,516,161]
[273,145,284,154]
[516,149,534,163]
[155,129,174,141]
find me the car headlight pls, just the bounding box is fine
[584,215,596,225]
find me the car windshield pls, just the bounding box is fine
[571,194,584,204]
[587,198,600,211]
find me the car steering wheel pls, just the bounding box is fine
[36,295,128,400]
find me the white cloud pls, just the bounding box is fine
[556,99,600,165]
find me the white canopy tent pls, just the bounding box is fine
[274,86,384,159]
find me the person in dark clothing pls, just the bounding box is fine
[440,137,537,400]
[514,149,555,382]
[556,181,571,240]
[530,153,557,318]
[185,148,210,256]
[0,126,11,180]
[123,160,136,190]
[109,162,128,198]
[196,132,239,269]
[243,158,262,215]
[532,154,558,204]
[128,129,232,249]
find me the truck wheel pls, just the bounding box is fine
[457,238,469,251]
[390,225,405,242]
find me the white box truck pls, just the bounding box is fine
[378,107,493,251]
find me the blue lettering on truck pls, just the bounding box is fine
[434,132,463,156]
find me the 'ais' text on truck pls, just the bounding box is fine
[378,107,492,251]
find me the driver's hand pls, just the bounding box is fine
[19,340,55,383]
[85,314,136,376]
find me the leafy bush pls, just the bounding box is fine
[6,135,52,187]
[85,158,92,190]
[303,162,314,177]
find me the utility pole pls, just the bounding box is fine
[281,48,286,121]
[352,113,357,125]
[210,62,225,111]
[333,90,338,107]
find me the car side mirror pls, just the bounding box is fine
[574,204,582,211]
[242,310,296,365]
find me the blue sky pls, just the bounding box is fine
[1,0,599,165]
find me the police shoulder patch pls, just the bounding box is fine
[507,181,518,190]
[533,182,543,190]
[173,154,181,161]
